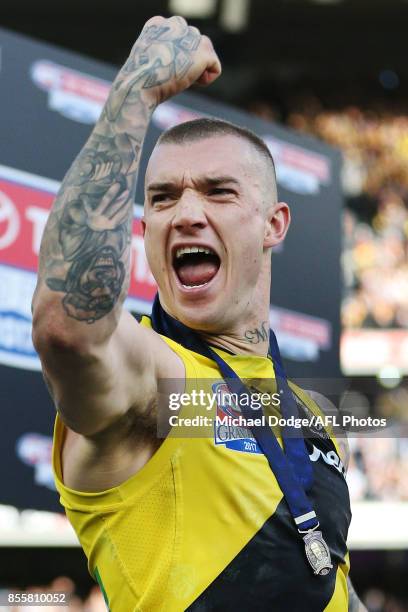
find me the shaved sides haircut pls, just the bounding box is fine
[157,117,278,201]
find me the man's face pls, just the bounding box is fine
[143,135,278,331]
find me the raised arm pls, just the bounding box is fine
[32,16,221,436]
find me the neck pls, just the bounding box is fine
[200,316,270,357]
[201,258,272,356]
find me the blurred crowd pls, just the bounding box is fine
[342,203,408,329]
[289,102,408,330]
[362,589,408,612]
[347,434,408,501]
[341,384,408,501]
[252,98,408,330]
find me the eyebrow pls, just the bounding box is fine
[146,175,241,192]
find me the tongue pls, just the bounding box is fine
[177,261,218,286]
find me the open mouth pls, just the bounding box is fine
[93,247,116,269]
[173,246,221,288]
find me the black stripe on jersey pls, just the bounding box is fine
[187,437,350,612]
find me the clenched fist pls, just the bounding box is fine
[107,16,221,119]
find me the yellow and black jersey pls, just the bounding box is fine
[52,316,351,611]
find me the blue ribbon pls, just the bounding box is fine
[150,295,319,533]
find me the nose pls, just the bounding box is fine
[171,189,207,232]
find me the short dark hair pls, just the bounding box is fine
[157,117,276,181]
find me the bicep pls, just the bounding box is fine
[40,310,158,436]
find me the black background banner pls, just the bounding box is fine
[0,27,343,511]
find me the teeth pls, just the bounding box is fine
[175,246,213,259]
[96,257,114,266]
[182,283,208,288]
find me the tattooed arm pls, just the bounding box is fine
[32,16,221,435]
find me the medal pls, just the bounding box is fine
[303,530,333,576]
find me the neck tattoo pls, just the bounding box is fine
[242,321,269,344]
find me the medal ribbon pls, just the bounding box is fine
[150,295,320,534]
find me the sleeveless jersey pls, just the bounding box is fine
[52,317,351,611]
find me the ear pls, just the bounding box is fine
[141,216,146,237]
[263,202,291,248]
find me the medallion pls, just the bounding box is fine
[303,530,333,576]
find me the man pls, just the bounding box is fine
[32,15,364,611]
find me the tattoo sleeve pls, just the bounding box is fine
[40,126,141,324]
[36,20,200,325]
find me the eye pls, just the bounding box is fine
[208,188,234,197]
[151,193,173,204]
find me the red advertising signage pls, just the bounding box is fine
[0,165,157,370]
